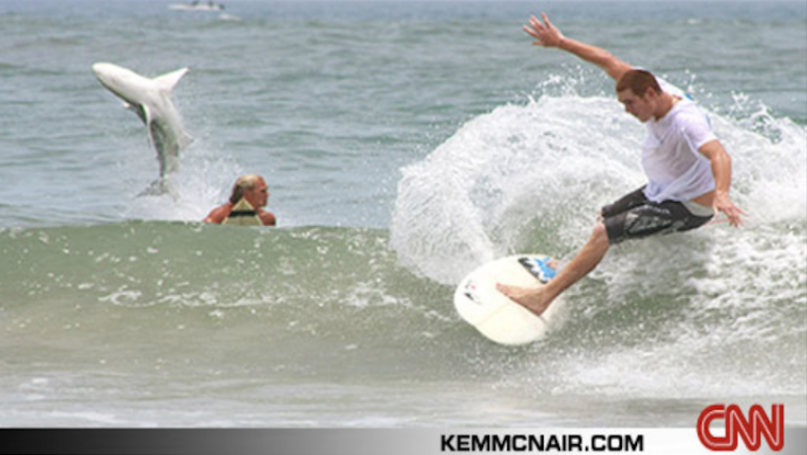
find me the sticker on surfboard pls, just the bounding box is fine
[453,254,563,345]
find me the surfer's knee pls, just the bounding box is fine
[591,222,610,247]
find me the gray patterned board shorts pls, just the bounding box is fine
[601,186,714,245]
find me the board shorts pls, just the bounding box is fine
[601,186,713,245]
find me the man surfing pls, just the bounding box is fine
[497,13,746,317]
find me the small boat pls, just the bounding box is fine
[169,2,225,12]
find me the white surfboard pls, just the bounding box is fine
[454,254,562,345]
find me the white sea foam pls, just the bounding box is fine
[391,89,806,410]
[121,136,244,222]
[391,92,806,289]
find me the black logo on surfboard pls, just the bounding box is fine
[463,280,482,304]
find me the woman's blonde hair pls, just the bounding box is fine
[229,174,262,204]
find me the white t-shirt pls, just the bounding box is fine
[641,79,717,203]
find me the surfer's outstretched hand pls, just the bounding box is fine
[523,12,564,48]
[712,193,747,228]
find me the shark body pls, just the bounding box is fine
[92,62,193,195]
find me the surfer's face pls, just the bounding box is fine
[245,178,270,208]
[617,89,654,123]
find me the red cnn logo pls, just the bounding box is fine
[697,404,784,451]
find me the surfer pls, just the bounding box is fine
[203,174,277,226]
[497,13,746,317]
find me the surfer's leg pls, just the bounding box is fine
[601,186,648,218]
[498,223,610,316]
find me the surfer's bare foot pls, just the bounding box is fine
[496,283,553,317]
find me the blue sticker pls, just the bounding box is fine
[534,257,556,283]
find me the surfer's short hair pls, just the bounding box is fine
[616,69,663,97]
[230,174,263,204]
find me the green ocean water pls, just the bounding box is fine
[0,1,805,427]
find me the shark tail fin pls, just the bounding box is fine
[138,178,180,201]
[155,67,189,94]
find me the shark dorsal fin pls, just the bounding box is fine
[154,67,189,94]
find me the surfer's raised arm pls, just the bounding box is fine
[496,12,745,321]
[523,12,632,82]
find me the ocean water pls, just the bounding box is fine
[0,0,805,427]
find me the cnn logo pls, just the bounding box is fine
[697,404,784,451]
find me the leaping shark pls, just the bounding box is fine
[92,62,194,196]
